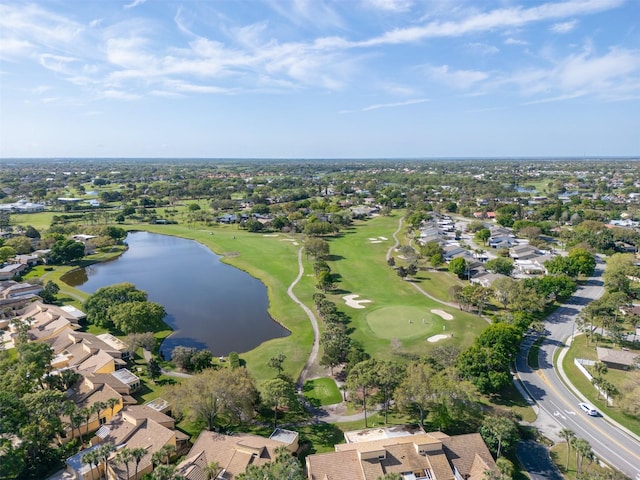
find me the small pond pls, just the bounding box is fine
[63,231,290,357]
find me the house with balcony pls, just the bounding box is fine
[305,425,496,480]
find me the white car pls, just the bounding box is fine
[579,402,598,416]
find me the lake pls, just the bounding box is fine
[63,231,290,357]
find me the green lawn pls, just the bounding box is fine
[561,335,640,437]
[550,442,618,479]
[114,214,489,381]
[323,214,487,361]
[303,377,343,406]
[10,211,59,232]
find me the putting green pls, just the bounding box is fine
[366,306,438,340]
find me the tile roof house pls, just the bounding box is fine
[305,426,496,480]
[177,429,298,479]
[66,405,189,480]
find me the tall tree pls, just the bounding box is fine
[84,283,147,327]
[559,428,575,470]
[394,362,436,427]
[108,301,166,334]
[377,361,404,424]
[166,367,258,430]
[347,359,379,428]
[479,416,519,458]
[262,377,298,429]
[304,237,330,259]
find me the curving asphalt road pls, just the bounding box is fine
[515,259,640,479]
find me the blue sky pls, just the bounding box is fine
[1,0,638,158]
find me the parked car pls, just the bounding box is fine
[579,402,598,416]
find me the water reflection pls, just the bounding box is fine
[63,231,289,357]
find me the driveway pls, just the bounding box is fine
[517,441,564,480]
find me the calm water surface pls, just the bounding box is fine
[63,231,289,357]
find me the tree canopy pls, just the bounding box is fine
[84,282,149,327]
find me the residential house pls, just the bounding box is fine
[0,263,28,280]
[470,271,509,288]
[510,244,539,260]
[66,405,189,480]
[177,429,298,479]
[305,425,496,480]
[596,347,639,370]
[488,236,517,249]
[63,374,127,443]
[0,280,42,319]
[219,214,238,224]
[10,301,82,343]
[442,245,466,261]
[0,199,45,213]
[10,253,42,267]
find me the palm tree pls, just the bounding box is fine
[203,461,221,480]
[559,428,575,469]
[71,408,87,446]
[151,465,180,480]
[82,450,99,480]
[130,447,148,480]
[97,443,115,479]
[115,448,135,480]
[92,400,107,427]
[572,438,592,475]
[153,444,177,467]
[106,397,120,419]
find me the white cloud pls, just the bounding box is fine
[0,38,32,59]
[359,0,624,46]
[496,46,640,101]
[124,0,147,10]
[39,54,79,75]
[427,65,489,89]
[363,0,413,12]
[504,37,528,46]
[340,98,429,114]
[101,89,141,100]
[467,42,499,55]
[264,0,344,29]
[551,19,578,33]
[32,85,52,95]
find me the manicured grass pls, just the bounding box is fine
[550,442,617,479]
[10,211,59,232]
[117,213,489,381]
[561,335,640,437]
[411,269,465,302]
[365,306,438,340]
[303,377,343,406]
[325,214,487,361]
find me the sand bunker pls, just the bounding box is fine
[370,240,382,244]
[343,294,372,309]
[293,242,299,245]
[379,236,388,240]
[280,238,295,242]
[431,309,454,320]
[427,334,451,343]
[263,234,279,237]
